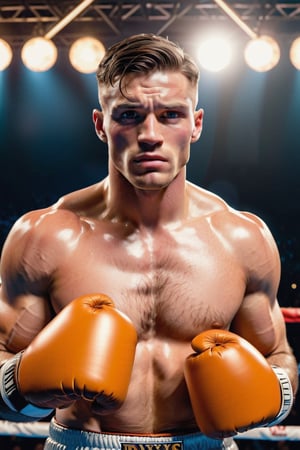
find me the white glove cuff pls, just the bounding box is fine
[268,365,293,426]
[0,354,53,419]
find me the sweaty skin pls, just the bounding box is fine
[0,71,297,434]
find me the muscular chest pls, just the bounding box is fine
[52,224,246,340]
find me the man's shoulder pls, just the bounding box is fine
[187,181,233,217]
[187,182,274,246]
[3,183,103,252]
[54,180,106,216]
[210,205,271,243]
[9,204,79,238]
[0,199,90,287]
[4,180,108,251]
[187,182,266,227]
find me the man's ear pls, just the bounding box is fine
[191,108,204,143]
[92,109,107,142]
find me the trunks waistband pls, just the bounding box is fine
[47,418,236,450]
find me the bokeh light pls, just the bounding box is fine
[0,39,13,71]
[196,35,232,72]
[21,37,57,72]
[244,35,280,72]
[290,37,300,70]
[69,37,105,74]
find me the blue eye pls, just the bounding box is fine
[121,110,139,119]
[112,109,142,124]
[163,111,179,119]
[117,110,143,123]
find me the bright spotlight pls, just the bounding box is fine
[290,37,300,70]
[21,37,57,72]
[244,35,280,72]
[69,37,105,74]
[0,39,13,71]
[196,36,232,72]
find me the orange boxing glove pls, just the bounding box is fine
[184,329,293,439]
[0,294,137,422]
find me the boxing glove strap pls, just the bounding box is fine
[0,353,53,420]
[268,365,293,426]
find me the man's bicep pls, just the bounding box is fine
[0,287,53,358]
[230,291,284,357]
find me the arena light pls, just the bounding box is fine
[290,37,300,70]
[0,39,13,71]
[69,37,105,73]
[19,0,96,72]
[213,0,281,72]
[44,0,96,40]
[196,35,232,72]
[244,36,280,72]
[21,37,57,72]
[213,0,257,40]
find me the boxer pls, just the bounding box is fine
[0,33,298,449]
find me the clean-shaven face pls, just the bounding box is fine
[96,71,203,191]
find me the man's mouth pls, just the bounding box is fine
[132,153,168,172]
[133,153,167,163]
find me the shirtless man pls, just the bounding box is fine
[0,34,298,450]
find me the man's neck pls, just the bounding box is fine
[105,170,188,229]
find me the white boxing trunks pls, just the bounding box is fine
[44,419,238,450]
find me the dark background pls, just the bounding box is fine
[1,40,300,309]
[0,1,300,448]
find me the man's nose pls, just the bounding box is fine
[137,114,163,147]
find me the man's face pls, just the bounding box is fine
[94,71,203,191]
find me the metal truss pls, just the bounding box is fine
[1,1,300,46]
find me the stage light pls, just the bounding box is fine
[0,39,13,71]
[69,37,105,73]
[290,37,300,70]
[244,35,280,72]
[21,37,57,72]
[196,36,232,72]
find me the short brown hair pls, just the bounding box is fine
[96,33,199,94]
